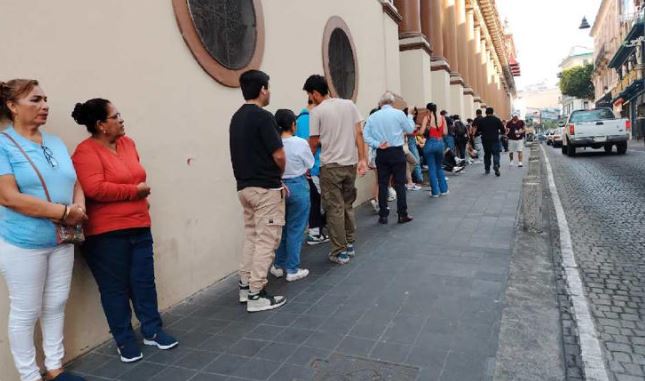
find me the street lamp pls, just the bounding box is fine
[579,16,591,29]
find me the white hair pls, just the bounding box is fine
[378,91,395,107]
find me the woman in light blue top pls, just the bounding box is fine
[0,79,87,381]
[270,109,314,282]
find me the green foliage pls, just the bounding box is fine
[559,64,595,100]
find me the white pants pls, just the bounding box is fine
[0,238,74,381]
[509,139,524,153]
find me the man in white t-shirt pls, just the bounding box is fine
[303,75,367,265]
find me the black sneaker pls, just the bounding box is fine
[117,341,143,363]
[494,167,500,177]
[378,216,388,224]
[247,289,286,313]
[398,215,414,224]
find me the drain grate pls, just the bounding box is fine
[312,353,419,381]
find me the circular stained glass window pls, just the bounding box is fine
[323,17,359,101]
[173,0,265,87]
[188,0,257,70]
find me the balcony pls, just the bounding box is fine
[609,7,645,69]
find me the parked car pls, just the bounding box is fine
[552,128,563,148]
[560,108,630,156]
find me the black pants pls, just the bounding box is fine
[455,139,467,159]
[376,146,407,218]
[482,139,501,171]
[308,177,325,230]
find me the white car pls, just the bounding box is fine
[561,108,630,156]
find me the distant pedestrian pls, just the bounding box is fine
[453,114,469,160]
[294,98,329,245]
[420,103,449,197]
[303,74,368,265]
[500,119,509,152]
[506,114,526,167]
[473,107,505,177]
[363,92,415,225]
[472,109,484,160]
[270,109,314,282]
[229,70,287,312]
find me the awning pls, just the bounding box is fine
[608,19,644,69]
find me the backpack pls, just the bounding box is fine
[455,121,468,141]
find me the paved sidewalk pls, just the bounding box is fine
[68,157,526,381]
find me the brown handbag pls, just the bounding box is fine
[1,132,85,245]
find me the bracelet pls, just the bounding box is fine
[63,205,72,221]
[60,205,68,222]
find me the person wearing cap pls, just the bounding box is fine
[506,114,526,167]
[363,92,415,225]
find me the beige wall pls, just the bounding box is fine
[0,1,399,379]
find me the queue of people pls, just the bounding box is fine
[0,74,525,380]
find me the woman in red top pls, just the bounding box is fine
[71,99,177,364]
[419,102,449,197]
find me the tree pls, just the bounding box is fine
[559,64,595,100]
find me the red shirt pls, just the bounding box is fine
[72,136,151,236]
[428,116,446,139]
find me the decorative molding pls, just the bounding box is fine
[474,96,482,102]
[380,0,403,23]
[450,74,465,86]
[172,0,265,88]
[399,35,432,56]
[431,56,451,72]
[463,87,475,96]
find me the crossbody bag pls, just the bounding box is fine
[1,132,85,245]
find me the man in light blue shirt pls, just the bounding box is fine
[363,92,415,225]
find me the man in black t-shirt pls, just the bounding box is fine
[229,70,287,313]
[473,107,505,176]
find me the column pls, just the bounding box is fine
[456,0,468,86]
[395,0,422,38]
[423,0,444,59]
[427,0,451,110]
[397,0,433,107]
[442,0,458,74]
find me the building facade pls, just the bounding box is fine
[0,1,515,378]
[592,0,623,108]
[608,3,645,138]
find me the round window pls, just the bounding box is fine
[322,17,359,101]
[173,0,265,87]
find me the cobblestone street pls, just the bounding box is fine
[544,142,645,381]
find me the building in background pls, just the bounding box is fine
[0,0,516,378]
[591,0,623,108]
[559,46,594,116]
[514,81,561,119]
[608,2,645,138]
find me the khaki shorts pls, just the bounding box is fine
[508,139,524,152]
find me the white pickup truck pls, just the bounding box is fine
[561,108,631,156]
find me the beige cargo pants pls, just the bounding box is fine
[238,187,285,293]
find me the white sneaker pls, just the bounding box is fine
[270,265,284,278]
[370,199,379,214]
[286,268,309,282]
[452,166,464,174]
[509,161,515,166]
[247,289,287,312]
[387,187,397,202]
[518,161,523,167]
[441,190,450,196]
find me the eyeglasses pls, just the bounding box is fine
[106,113,121,120]
[42,145,58,168]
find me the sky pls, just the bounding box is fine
[496,0,603,91]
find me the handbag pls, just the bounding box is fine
[1,132,85,244]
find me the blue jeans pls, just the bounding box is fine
[423,138,448,196]
[275,176,310,273]
[83,228,163,346]
[407,138,423,183]
[444,135,456,151]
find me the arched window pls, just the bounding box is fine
[172,0,265,87]
[322,17,359,101]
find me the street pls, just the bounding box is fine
[544,142,645,381]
